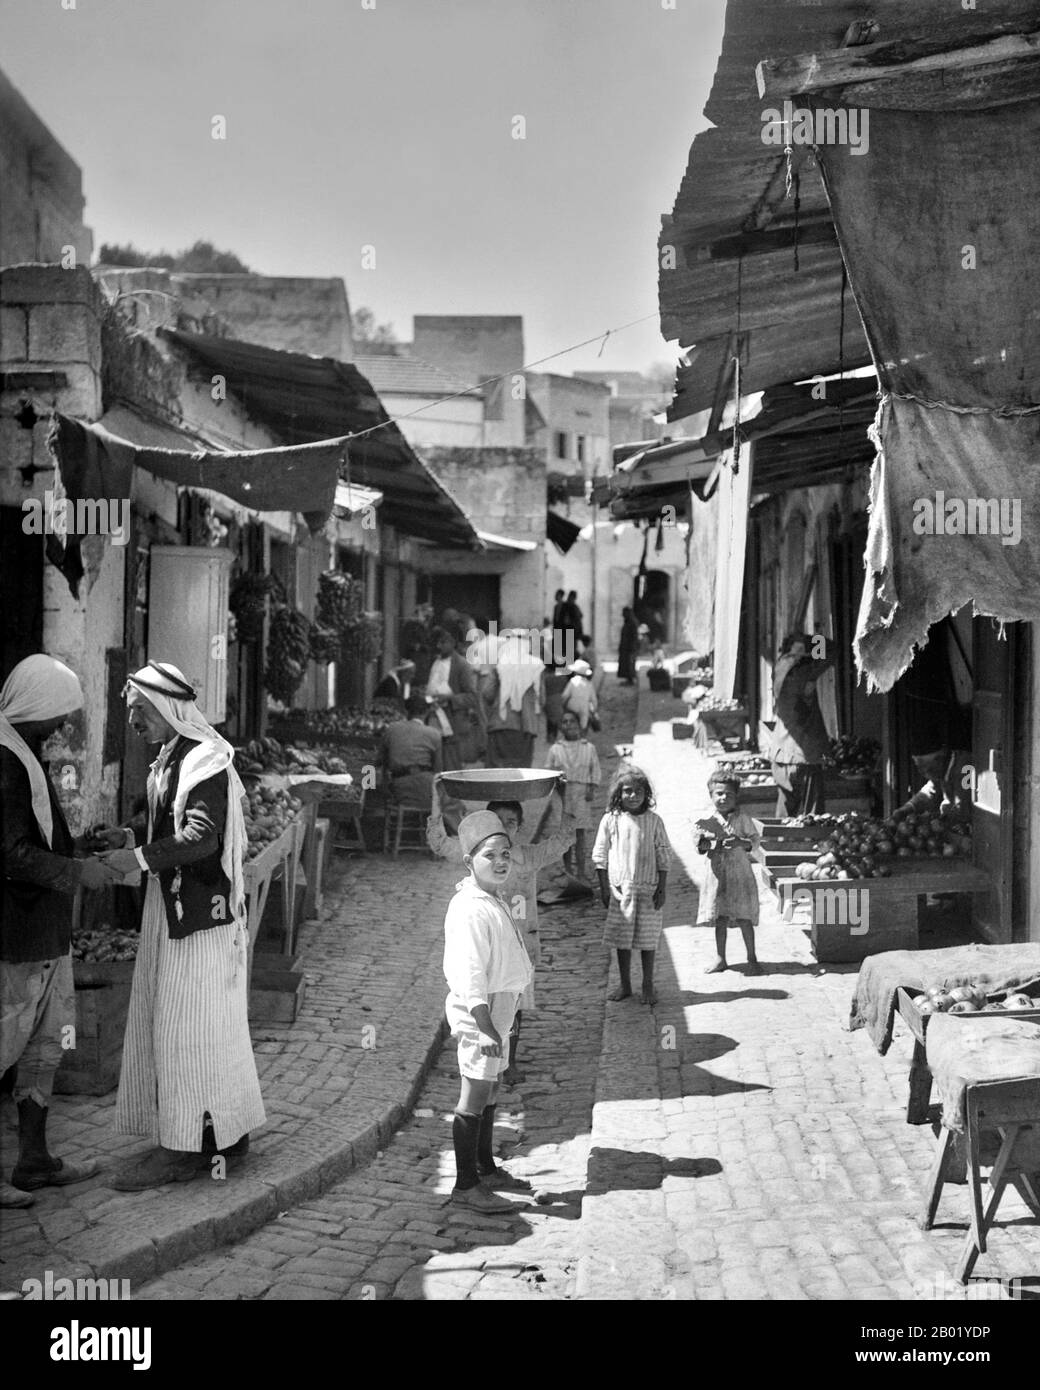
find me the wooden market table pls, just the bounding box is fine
[243,804,312,970]
[920,1012,1040,1281]
[773,858,990,962]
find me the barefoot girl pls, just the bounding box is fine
[592,765,670,1005]
[695,773,762,974]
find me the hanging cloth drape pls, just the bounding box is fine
[814,98,1040,691]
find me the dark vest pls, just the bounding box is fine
[150,738,234,940]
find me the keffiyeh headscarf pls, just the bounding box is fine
[494,631,543,720]
[125,661,248,922]
[0,654,83,848]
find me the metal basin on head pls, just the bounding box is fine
[438,768,562,803]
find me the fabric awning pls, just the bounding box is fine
[160,329,480,549]
[41,412,344,597]
[812,95,1040,689]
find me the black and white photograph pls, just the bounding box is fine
[1,0,1039,1353]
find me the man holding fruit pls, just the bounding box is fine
[0,654,119,1206]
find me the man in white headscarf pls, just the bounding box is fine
[1,654,118,1207]
[480,629,543,769]
[99,661,266,1190]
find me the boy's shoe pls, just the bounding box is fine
[480,1165,532,1194]
[450,1184,516,1214]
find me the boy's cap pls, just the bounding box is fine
[568,659,592,677]
[459,810,511,856]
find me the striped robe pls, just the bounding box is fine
[115,762,266,1153]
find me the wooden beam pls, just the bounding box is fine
[708,218,837,261]
[757,30,1040,111]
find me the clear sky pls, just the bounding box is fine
[0,0,726,375]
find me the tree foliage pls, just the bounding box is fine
[97,240,253,274]
[351,306,398,345]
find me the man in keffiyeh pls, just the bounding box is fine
[480,629,544,769]
[100,661,266,1190]
[1,654,118,1207]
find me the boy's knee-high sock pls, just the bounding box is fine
[477,1104,497,1175]
[452,1111,481,1190]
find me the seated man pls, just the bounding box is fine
[897,747,972,819]
[381,693,443,805]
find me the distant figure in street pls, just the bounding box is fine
[593,765,670,1006]
[617,607,639,685]
[425,626,485,769]
[428,779,573,1087]
[768,632,834,817]
[562,659,598,734]
[545,710,601,879]
[382,694,443,806]
[564,590,585,645]
[695,774,762,974]
[551,589,566,634]
[443,811,533,1213]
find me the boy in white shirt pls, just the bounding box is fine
[443,811,533,1213]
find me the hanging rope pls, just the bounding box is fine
[732,255,744,474]
[792,170,801,273]
[838,260,848,462]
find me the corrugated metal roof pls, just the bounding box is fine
[659,0,1039,420]
[160,329,481,549]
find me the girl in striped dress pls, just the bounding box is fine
[99,662,266,1190]
[592,765,671,1006]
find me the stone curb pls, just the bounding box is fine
[42,1017,450,1289]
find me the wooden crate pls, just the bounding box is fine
[775,862,989,964]
[248,965,306,1024]
[54,961,135,1097]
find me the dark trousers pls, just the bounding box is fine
[771,761,825,818]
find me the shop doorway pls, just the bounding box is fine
[431,574,500,635]
[635,569,672,646]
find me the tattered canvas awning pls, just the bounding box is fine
[796,38,1040,689]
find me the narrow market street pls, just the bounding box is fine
[120,677,1037,1302]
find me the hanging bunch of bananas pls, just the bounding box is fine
[264,603,312,705]
[316,570,363,631]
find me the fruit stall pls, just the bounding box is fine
[768,806,987,962]
[849,944,1040,1282]
[695,696,750,750]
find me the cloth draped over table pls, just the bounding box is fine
[44,413,345,597]
[815,99,1040,692]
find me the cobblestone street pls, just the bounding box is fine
[120,679,1040,1302]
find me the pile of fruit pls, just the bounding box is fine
[272,708,399,742]
[234,737,349,777]
[826,735,881,776]
[244,784,304,860]
[793,808,972,880]
[718,754,770,773]
[72,925,139,963]
[698,696,744,712]
[914,985,1039,1016]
